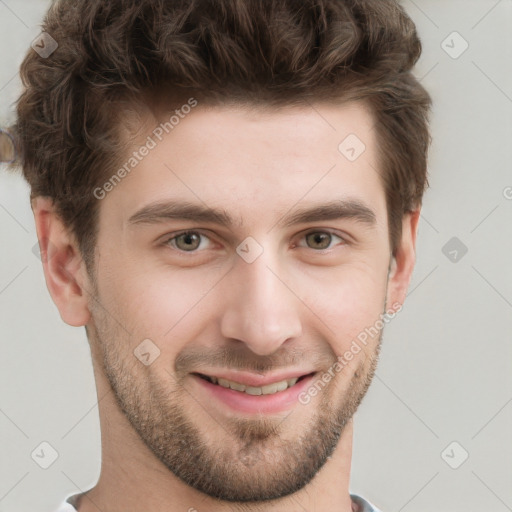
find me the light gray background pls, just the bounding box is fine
[1,1,511,511]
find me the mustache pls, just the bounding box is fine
[174,344,337,377]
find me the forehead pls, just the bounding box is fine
[101,100,387,232]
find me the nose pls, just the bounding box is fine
[219,249,303,356]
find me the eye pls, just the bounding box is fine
[162,229,346,255]
[297,230,346,251]
[164,230,213,252]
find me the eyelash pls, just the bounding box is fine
[162,229,347,254]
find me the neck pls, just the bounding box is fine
[78,347,356,512]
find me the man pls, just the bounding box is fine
[10,0,431,510]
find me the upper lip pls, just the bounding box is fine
[194,369,316,387]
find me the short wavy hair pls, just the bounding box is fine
[11,0,432,270]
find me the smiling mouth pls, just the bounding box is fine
[194,373,314,396]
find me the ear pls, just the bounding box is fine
[386,208,421,309]
[32,197,92,326]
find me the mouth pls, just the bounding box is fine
[193,372,315,396]
[190,368,320,414]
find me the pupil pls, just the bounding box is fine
[309,232,330,249]
[179,233,199,250]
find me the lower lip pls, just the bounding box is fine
[192,373,317,415]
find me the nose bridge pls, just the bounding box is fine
[220,248,303,355]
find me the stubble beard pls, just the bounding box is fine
[90,324,381,504]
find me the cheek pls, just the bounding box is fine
[96,261,221,342]
[304,263,388,352]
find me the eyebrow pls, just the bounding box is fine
[128,199,377,229]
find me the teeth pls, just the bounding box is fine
[207,376,300,395]
[245,386,262,396]
[261,383,280,394]
[229,381,246,392]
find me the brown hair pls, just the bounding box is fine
[10,0,432,270]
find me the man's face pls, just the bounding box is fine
[86,101,398,501]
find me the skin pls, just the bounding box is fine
[0,130,15,163]
[33,100,420,512]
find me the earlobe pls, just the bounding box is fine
[386,209,421,308]
[32,197,92,327]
